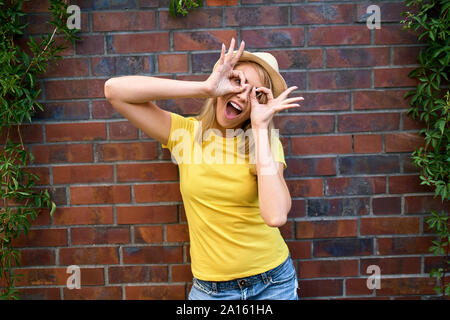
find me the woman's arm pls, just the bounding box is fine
[103,39,246,146]
[104,76,210,103]
[252,127,291,227]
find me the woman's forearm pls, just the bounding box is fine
[104,75,211,103]
[252,127,292,228]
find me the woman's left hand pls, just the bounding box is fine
[250,86,304,129]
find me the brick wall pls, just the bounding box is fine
[8,0,448,300]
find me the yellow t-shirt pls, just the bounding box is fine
[161,112,290,281]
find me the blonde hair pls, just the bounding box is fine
[193,61,278,175]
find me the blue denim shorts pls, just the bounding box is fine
[188,254,299,300]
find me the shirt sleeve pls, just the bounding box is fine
[161,112,195,152]
[272,136,287,171]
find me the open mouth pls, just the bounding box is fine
[225,101,243,120]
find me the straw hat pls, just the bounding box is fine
[213,50,287,98]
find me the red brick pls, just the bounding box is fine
[286,240,312,259]
[361,217,420,235]
[291,135,352,155]
[377,236,435,255]
[160,9,222,29]
[314,238,373,257]
[285,157,336,177]
[117,205,178,224]
[92,11,156,31]
[75,35,104,55]
[241,28,305,48]
[46,122,106,142]
[307,198,370,217]
[353,134,383,153]
[37,101,90,120]
[117,163,178,183]
[16,249,55,267]
[25,167,50,185]
[326,177,386,196]
[32,144,93,164]
[373,197,402,215]
[134,183,182,202]
[174,30,236,51]
[71,227,130,245]
[353,90,411,110]
[279,220,294,239]
[123,246,183,264]
[158,54,188,73]
[296,220,357,239]
[310,70,371,89]
[286,179,323,197]
[295,92,350,111]
[97,142,158,161]
[92,100,123,119]
[393,46,424,65]
[70,185,131,205]
[1,124,43,144]
[59,247,119,265]
[388,175,434,194]
[125,285,185,300]
[166,224,190,242]
[374,25,420,45]
[53,207,114,225]
[299,259,358,278]
[339,155,399,175]
[404,196,449,214]
[375,68,418,87]
[15,267,104,286]
[376,277,436,296]
[326,47,389,68]
[12,229,67,248]
[299,279,343,298]
[38,58,89,78]
[53,165,113,184]
[207,0,237,5]
[171,264,193,282]
[402,112,424,130]
[308,26,370,45]
[225,7,288,26]
[385,133,424,152]
[290,199,306,218]
[109,121,139,140]
[109,266,168,283]
[345,278,373,296]
[107,33,169,54]
[63,286,122,300]
[272,49,324,70]
[45,79,105,100]
[18,288,60,300]
[134,226,164,243]
[338,113,400,132]
[292,4,353,24]
[361,257,421,275]
[274,115,334,134]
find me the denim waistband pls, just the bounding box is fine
[194,254,291,292]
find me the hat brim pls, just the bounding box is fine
[213,51,287,99]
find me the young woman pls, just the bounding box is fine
[104,39,304,300]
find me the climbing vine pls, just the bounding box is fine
[0,0,80,299]
[402,0,450,298]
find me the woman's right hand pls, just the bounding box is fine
[204,38,247,98]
